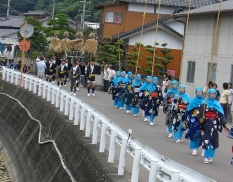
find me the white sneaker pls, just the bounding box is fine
[179,139,183,143]
[149,122,153,126]
[71,92,73,95]
[52,81,54,84]
[119,107,123,110]
[73,93,76,96]
[192,149,197,156]
[126,110,130,114]
[204,158,209,164]
[64,85,66,87]
[87,93,90,96]
[144,118,148,122]
[176,139,181,143]
[168,133,172,138]
[207,157,212,163]
[76,87,79,90]
[80,85,83,87]
[92,93,95,97]
[114,106,118,108]
[134,114,138,117]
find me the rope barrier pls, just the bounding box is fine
[151,0,161,77]
[134,0,148,75]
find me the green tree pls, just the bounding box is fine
[144,43,159,75]
[126,42,144,73]
[18,16,47,58]
[96,38,124,67]
[156,43,174,75]
[44,14,76,39]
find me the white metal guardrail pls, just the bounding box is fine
[1,67,215,182]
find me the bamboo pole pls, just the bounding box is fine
[20,21,27,88]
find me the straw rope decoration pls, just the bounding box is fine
[151,0,161,77]
[134,0,148,75]
[201,0,222,121]
[179,0,192,84]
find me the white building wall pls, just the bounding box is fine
[128,3,155,13]
[128,29,182,50]
[166,21,185,35]
[181,13,233,97]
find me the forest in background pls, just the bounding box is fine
[0,0,113,22]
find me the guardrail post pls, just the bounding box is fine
[42,83,46,99]
[118,137,127,175]
[38,82,42,96]
[80,107,86,130]
[60,92,65,112]
[29,78,33,91]
[33,79,37,94]
[6,69,10,81]
[69,99,75,121]
[10,72,14,83]
[51,87,56,105]
[108,129,117,163]
[149,159,159,182]
[15,74,19,86]
[99,122,107,152]
[85,110,92,137]
[92,116,99,144]
[47,84,51,101]
[55,89,60,108]
[131,148,142,182]
[171,170,180,182]
[74,102,81,125]
[64,95,70,115]
[2,67,6,80]
[24,76,28,89]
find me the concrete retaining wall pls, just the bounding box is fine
[0,80,129,182]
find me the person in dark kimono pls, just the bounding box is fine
[201,88,228,164]
[86,59,99,96]
[57,59,68,88]
[186,87,204,156]
[46,58,56,82]
[139,76,152,122]
[131,74,143,117]
[117,71,129,109]
[171,84,191,143]
[111,71,121,107]
[144,77,163,125]
[123,71,134,113]
[70,61,81,96]
[163,80,178,137]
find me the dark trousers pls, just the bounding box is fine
[103,79,109,92]
[221,103,228,119]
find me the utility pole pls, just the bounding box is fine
[52,0,56,19]
[80,0,90,29]
[7,0,11,18]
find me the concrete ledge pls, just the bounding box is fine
[0,80,130,182]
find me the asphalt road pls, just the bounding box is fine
[62,84,232,182]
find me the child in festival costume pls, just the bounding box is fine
[111,71,121,107]
[163,80,178,137]
[131,74,143,117]
[186,87,204,156]
[117,71,129,109]
[144,77,163,125]
[123,71,134,113]
[171,84,191,143]
[139,76,152,122]
[201,89,228,164]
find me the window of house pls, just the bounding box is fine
[186,61,196,83]
[207,63,217,83]
[105,12,123,24]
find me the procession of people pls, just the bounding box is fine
[5,55,231,165]
[109,70,231,164]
